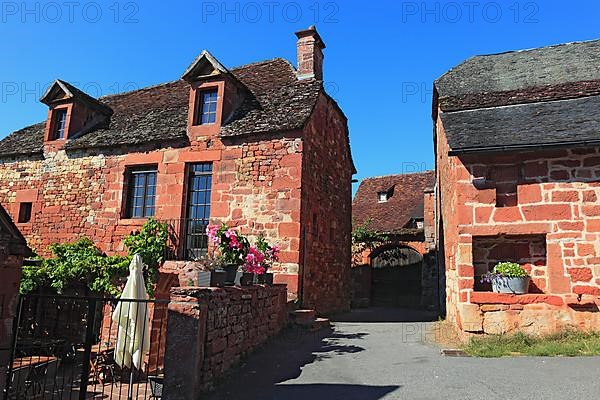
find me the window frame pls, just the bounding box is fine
[50,108,68,140]
[378,191,389,203]
[17,202,33,224]
[194,89,218,126]
[124,166,158,219]
[184,163,213,259]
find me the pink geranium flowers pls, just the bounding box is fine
[206,224,280,275]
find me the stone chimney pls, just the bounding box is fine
[295,25,326,80]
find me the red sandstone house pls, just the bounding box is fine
[351,171,438,309]
[0,26,355,314]
[434,39,600,337]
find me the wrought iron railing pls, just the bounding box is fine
[162,219,209,262]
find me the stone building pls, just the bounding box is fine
[0,205,31,392]
[0,26,354,314]
[434,39,600,337]
[351,171,438,309]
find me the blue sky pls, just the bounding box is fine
[1,0,599,194]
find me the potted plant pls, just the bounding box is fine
[196,254,227,287]
[482,262,531,294]
[206,225,249,286]
[254,236,280,285]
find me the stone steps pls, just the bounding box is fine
[289,309,330,331]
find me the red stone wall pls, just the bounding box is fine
[163,285,287,398]
[0,134,305,296]
[299,94,353,314]
[437,111,600,336]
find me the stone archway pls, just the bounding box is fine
[369,244,424,307]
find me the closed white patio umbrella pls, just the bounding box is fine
[112,254,150,370]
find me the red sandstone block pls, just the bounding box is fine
[521,204,572,221]
[475,207,493,224]
[523,161,549,179]
[568,268,593,282]
[550,170,570,181]
[493,207,523,223]
[278,222,300,237]
[558,221,584,231]
[583,190,598,203]
[551,191,579,202]
[573,286,600,296]
[583,156,600,167]
[577,243,596,257]
[518,184,542,204]
[582,205,600,217]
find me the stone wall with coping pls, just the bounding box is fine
[163,284,288,399]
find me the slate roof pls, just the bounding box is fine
[441,95,600,154]
[0,205,32,256]
[436,39,600,105]
[0,58,325,156]
[352,171,435,234]
[436,38,600,154]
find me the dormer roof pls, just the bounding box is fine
[40,80,113,115]
[181,51,231,82]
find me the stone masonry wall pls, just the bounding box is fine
[0,134,304,296]
[438,114,600,337]
[299,94,353,314]
[163,285,287,399]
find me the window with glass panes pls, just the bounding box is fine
[125,167,157,218]
[185,163,212,259]
[51,109,68,140]
[195,89,218,125]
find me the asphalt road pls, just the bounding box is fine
[207,308,600,400]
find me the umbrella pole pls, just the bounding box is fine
[128,367,134,400]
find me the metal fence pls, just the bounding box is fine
[4,294,169,400]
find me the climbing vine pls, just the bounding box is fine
[20,218,169,296]
[351,220,389,267]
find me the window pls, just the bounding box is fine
[185,163,213,259]
[378,191,389,203]
[18,203,32,223]
[416,220,424,229]
[195,89,218,125]
[125,167,157,218]
[50,109,68,140]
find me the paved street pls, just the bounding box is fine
[208,308,600,400]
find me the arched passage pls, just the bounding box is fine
[369,244,424,307]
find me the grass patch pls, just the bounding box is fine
[465,331,600,357]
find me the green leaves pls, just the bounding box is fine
[493,262,528,278]
[20,218,169,297]
[20,239,130,296]
[351,220,388,266]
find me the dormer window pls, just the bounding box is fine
[50,109,68,140]
[378,191,389,203]
[196,89,218,125]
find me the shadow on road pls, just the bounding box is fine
[271,383,401,399]
[206,324,397,400]
[331,307,439,323]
